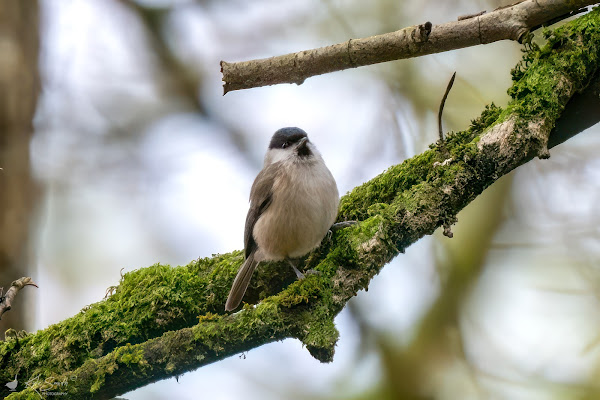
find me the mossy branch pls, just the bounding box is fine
[220,0,598,93]
[2,8,600,399]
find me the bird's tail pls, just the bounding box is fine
[225,253,258,311]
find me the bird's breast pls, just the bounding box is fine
[253,159,339,260]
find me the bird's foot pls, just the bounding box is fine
[304,269,322,276]
[287,260,322,279]
[330,221,357,232]
[288,260,305,279]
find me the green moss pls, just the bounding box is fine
[5,389,40,399]
[508,8,600,123]
[443,103,503,151]
[88,344,148,393]
[338,150,436,221]
[0,255,245,390]
[116,345,146,366]
[275,274,326,307]
[340,8,600,235]
[338,100,504,224]
[301,305,339,362]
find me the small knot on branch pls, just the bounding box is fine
[414,21,432,42]
[298,314,339,363]
[443,223,454,238]
[11,277,38,290]
[538,146,550,159]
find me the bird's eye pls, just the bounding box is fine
[281,141,289,149]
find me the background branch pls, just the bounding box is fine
[0,0,41,335]
[221,0,597,93]
[0,278,38,320]
[2,6,600,399]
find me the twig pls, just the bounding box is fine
[0,277,38,320]
[458,10,486,21]
[438,72,456,142]
[221,0,598,93]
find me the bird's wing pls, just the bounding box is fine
[244,162,280,259]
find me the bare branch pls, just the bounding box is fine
[221,0,598,93]
[0,277,38,320]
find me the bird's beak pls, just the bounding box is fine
[296,137,311,156]
[297,137,308,148]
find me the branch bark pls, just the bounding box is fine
[220,0,597,93]
[2,7,600,399]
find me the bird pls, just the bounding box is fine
[5,373,18,391]
[225,127,339,311]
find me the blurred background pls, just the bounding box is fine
[1,0,599,399]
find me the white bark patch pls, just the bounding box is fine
[477,116,517,156]
[360,236,381,253]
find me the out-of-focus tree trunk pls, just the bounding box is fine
[0,0,40,334]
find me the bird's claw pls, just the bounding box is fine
[304,269,322,276]
[330,221,358,232]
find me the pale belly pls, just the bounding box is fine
[253,163,339,260]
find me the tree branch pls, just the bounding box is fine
[0,278,38,320]
[220,0,598,93]
[2,7,600,399]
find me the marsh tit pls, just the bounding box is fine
[225,127,339,311]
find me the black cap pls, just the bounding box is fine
[269,127,308,150]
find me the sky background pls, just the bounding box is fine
[19,0,600,399]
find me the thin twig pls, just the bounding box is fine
[0,277,38,320]
[458,11,486,21]
[438,72,457,142]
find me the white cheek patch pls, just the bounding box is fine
[264,148,292,165]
